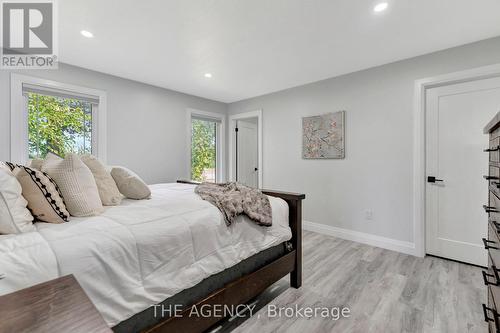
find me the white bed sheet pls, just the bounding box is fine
[0,183,291,326]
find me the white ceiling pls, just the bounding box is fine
[60,0,500,103]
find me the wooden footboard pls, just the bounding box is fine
[261,189,305,288]
[145,181,305,333]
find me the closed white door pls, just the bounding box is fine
[236,120,258,188]
[425,76,500,266]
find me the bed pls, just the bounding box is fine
[0,182,304,332]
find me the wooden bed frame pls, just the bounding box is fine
[142,180,305,333]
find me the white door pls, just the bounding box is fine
[236,120,258,187]
[425,76,500,266]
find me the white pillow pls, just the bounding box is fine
[0,165,34,234]
[27,158,44,170]
[45,151,62,161]
[111,166,151,200]
[42,154,103,217]
[80,154,122,206]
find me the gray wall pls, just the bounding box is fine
[0,63,226,184]
[227,36,500,243]
[2,37,500,244]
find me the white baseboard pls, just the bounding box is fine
[303,220,417,256]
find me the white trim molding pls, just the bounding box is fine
[413,63,500,258]
[228,109,263,188]
[10,73,107,164]
[303,221,417,256]
[186,108,226,182]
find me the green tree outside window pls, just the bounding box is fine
[191,119,216,182]
[28,93,92,159]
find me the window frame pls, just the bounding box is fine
[10,73,107,164]
[186,108,226,183]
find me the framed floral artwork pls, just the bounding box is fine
[302,111,345,159]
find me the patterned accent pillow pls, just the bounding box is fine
[6,162,70,223]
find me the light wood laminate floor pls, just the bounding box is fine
[210,230,487,333]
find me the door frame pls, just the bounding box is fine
[413,63,500,258]
[228,110,263,188]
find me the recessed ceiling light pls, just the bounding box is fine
[80,30,94,38]
[373,2,388,12]
[204,73,212,78]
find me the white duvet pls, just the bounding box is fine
[0,183,291,326]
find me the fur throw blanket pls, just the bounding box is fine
[194,182,272,227]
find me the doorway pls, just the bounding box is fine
[229,110,263,188]
[424,76,500,266]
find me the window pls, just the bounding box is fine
[27,92,94,159]
[188,110,225,183]
[10,74,106,164]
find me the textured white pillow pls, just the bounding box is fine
[80,154,122,206]
[42,154,103,217]
[111,166,151,200]
[0,165,35,234]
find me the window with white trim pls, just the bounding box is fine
[10,74,106,165]
[23,84,99,159]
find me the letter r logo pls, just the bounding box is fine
[2,1,53,54]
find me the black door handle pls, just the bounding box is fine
[483,303,498,323]
[254,168,258,171]
[484,205,499,213]
[485,146,500,152]
[484,175,500,180]
[482,270,499,286]
[483,237,499,250]
[427,176,443,183]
